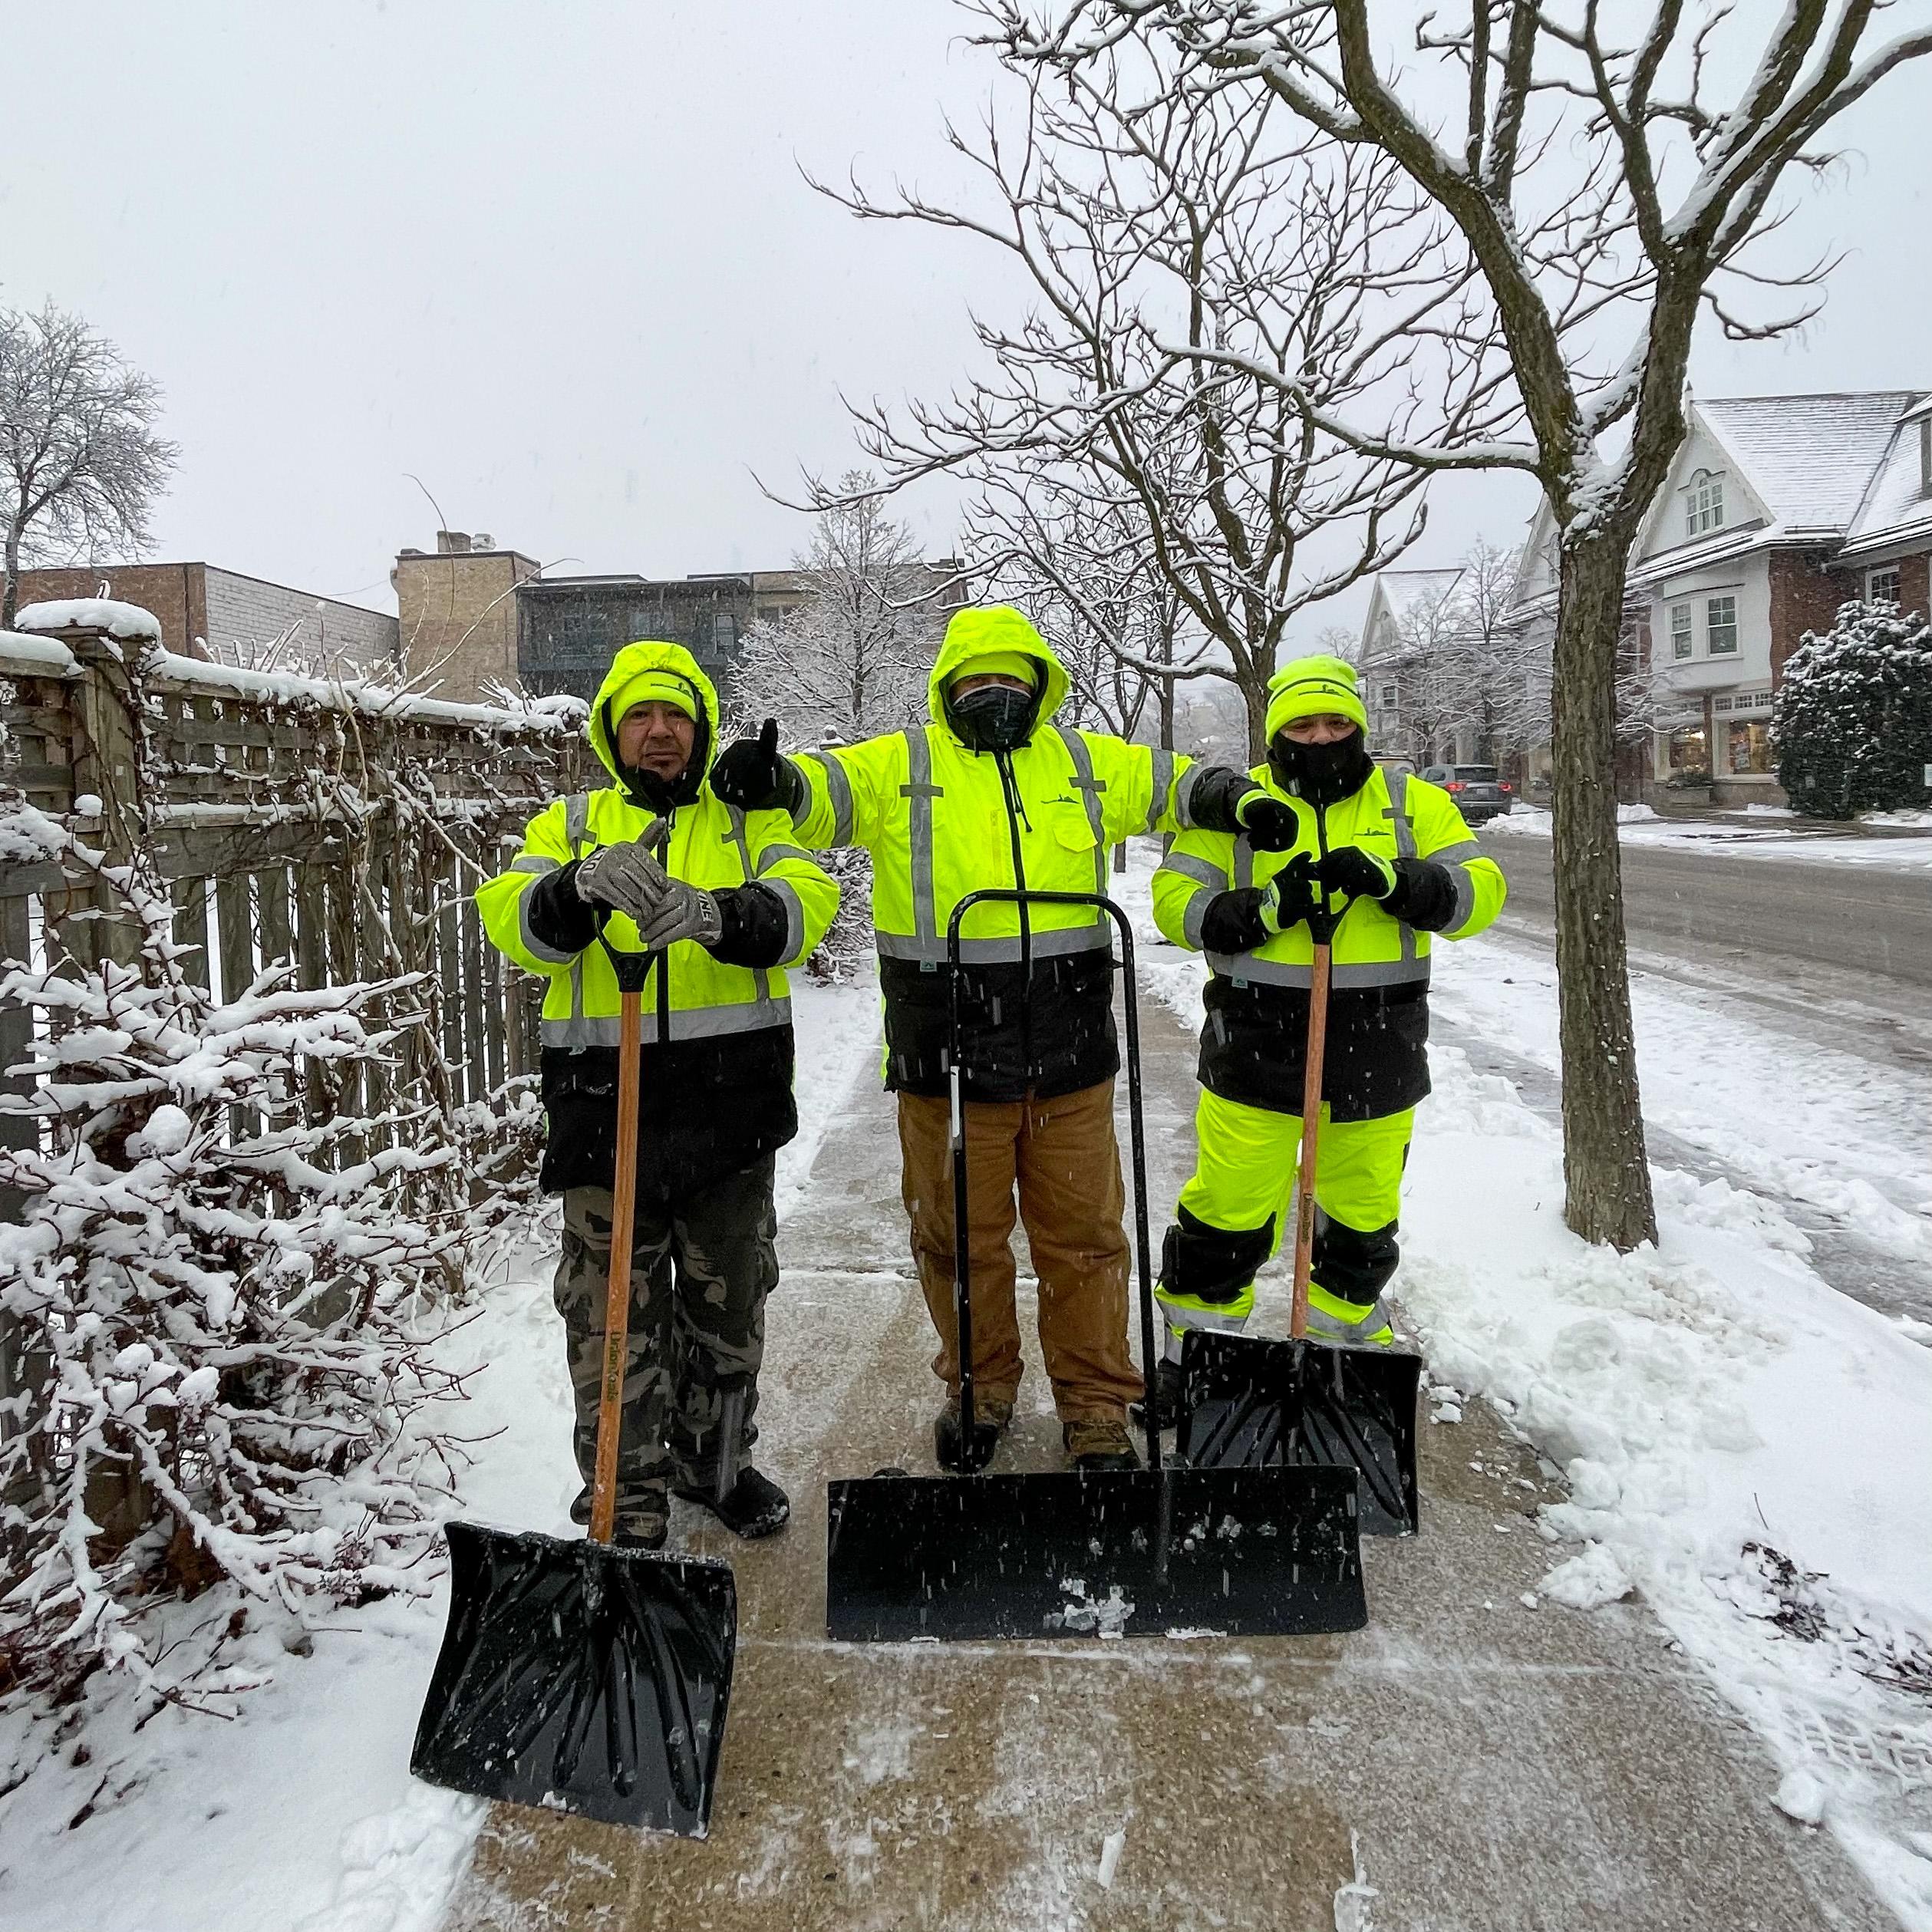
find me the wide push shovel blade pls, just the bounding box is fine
[411,1520,737,1836]
[1177,1330,1423,1538]
[826,1464,1366,1643]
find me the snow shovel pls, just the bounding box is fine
[411,957,738,1836]
[824,889,1367,1643]
[1176,913,1423,1537]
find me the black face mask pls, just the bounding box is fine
[948,684,1039,753]
[1268,727,1373,809]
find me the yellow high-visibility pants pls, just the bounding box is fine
[1156,1089,1413,1353]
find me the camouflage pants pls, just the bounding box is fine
[555,1158,778,1537]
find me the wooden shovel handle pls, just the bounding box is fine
[589,985,643,1545]
[1289,941,1331,1343]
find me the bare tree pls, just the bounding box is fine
[963,475,1185,747]
[732,475,941,743]
[0,302,178,628]
[809,35,1503,757]
[1011,1,1932,1248]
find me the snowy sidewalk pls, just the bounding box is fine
[440,988,1897,1932]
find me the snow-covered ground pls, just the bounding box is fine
[1489,802,1932,870]
[1124,846,1932,1928]
[0,977,882,1932]
[8,855,1930,1930]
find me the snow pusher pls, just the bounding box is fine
[412,963,738,1836]
[1175,915,1423,1538]
[825,890,1367,1644]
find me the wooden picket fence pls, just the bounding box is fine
[0,618,592,1446]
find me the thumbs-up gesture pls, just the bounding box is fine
[709,717,803,816]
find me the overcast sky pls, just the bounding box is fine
[7,2,1927,646]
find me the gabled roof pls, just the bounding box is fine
[1694,391,1920,536]
[1374,569,1463,621]
[1841,397,1932,559]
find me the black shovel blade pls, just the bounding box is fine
[1177,1330,1423,1538]
[825,1464,1365,1642]
[410,1520,737,1837]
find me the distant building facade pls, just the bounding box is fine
[395,532,542,702]
[1511,388,1932,807]
[13,561,398,674]
[514,570,819,707]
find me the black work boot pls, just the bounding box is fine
[1063,1417,1141,1472]
[674,1467,790,1539]
[1129,1359,1185,1431]
[934,1394,1014,1474]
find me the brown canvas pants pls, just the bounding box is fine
[897,1080,1142,1423]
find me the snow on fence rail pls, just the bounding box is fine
[0,623,587,1145]
[0,618,590,1655]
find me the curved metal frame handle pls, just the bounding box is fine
[944,889,1161,1473]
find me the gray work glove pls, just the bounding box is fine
[574,826,668,925]
[633,873,724,949]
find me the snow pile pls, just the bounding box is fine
[1615,802,1659,823]
[0,974,885,1932]
[1400,1037,1932,1912]
[1864,807,1932,829]
[13,596,162,642]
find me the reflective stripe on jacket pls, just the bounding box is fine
[1153,765,1503,987]
[1152,764,1505,1121]
[476,640,839,1194]
[793,615,1200,964]
[789,612,1202,1099]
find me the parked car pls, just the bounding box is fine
[1419,763,1514,824]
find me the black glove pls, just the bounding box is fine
[710,718,803,815]
[1234,788,1300,852]
[1309,846,1396,904]
[1258,853,1322,935]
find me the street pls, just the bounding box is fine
[1446,827,1932,1325]
[1483,829,1932,1010]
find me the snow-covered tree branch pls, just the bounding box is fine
[1004,0,1932,1248]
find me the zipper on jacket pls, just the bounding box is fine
[993,749,1034,1083]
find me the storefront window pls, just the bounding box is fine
[1726,720,1771,774]
[1669,725,1707,773]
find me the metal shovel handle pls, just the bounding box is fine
[946,889,1161,1473]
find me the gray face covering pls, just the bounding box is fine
[948,684,1039,753]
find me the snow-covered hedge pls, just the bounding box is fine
[1774,601,1932,819]
[0,809,470,1701]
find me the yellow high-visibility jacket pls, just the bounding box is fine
[789,607,1212,1099]
[479,640,838,1193]
[1153,763,1505,1121]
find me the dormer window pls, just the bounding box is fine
[1684,468,1726,537]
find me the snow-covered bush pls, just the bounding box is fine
[1774,602,1932,819]
[0,808,467,1701]
[806,845,875,984]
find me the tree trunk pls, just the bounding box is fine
[1243,672,1269,763]
[1549,530,1657,1250]
[2,520,20,631]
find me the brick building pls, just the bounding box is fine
[12,560,398,674]
[397,530,966,707]
[395,532,542,701]
[1510,389,1932,806]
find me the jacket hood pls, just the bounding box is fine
[926,605,1070,735]
[588,640,719,808]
